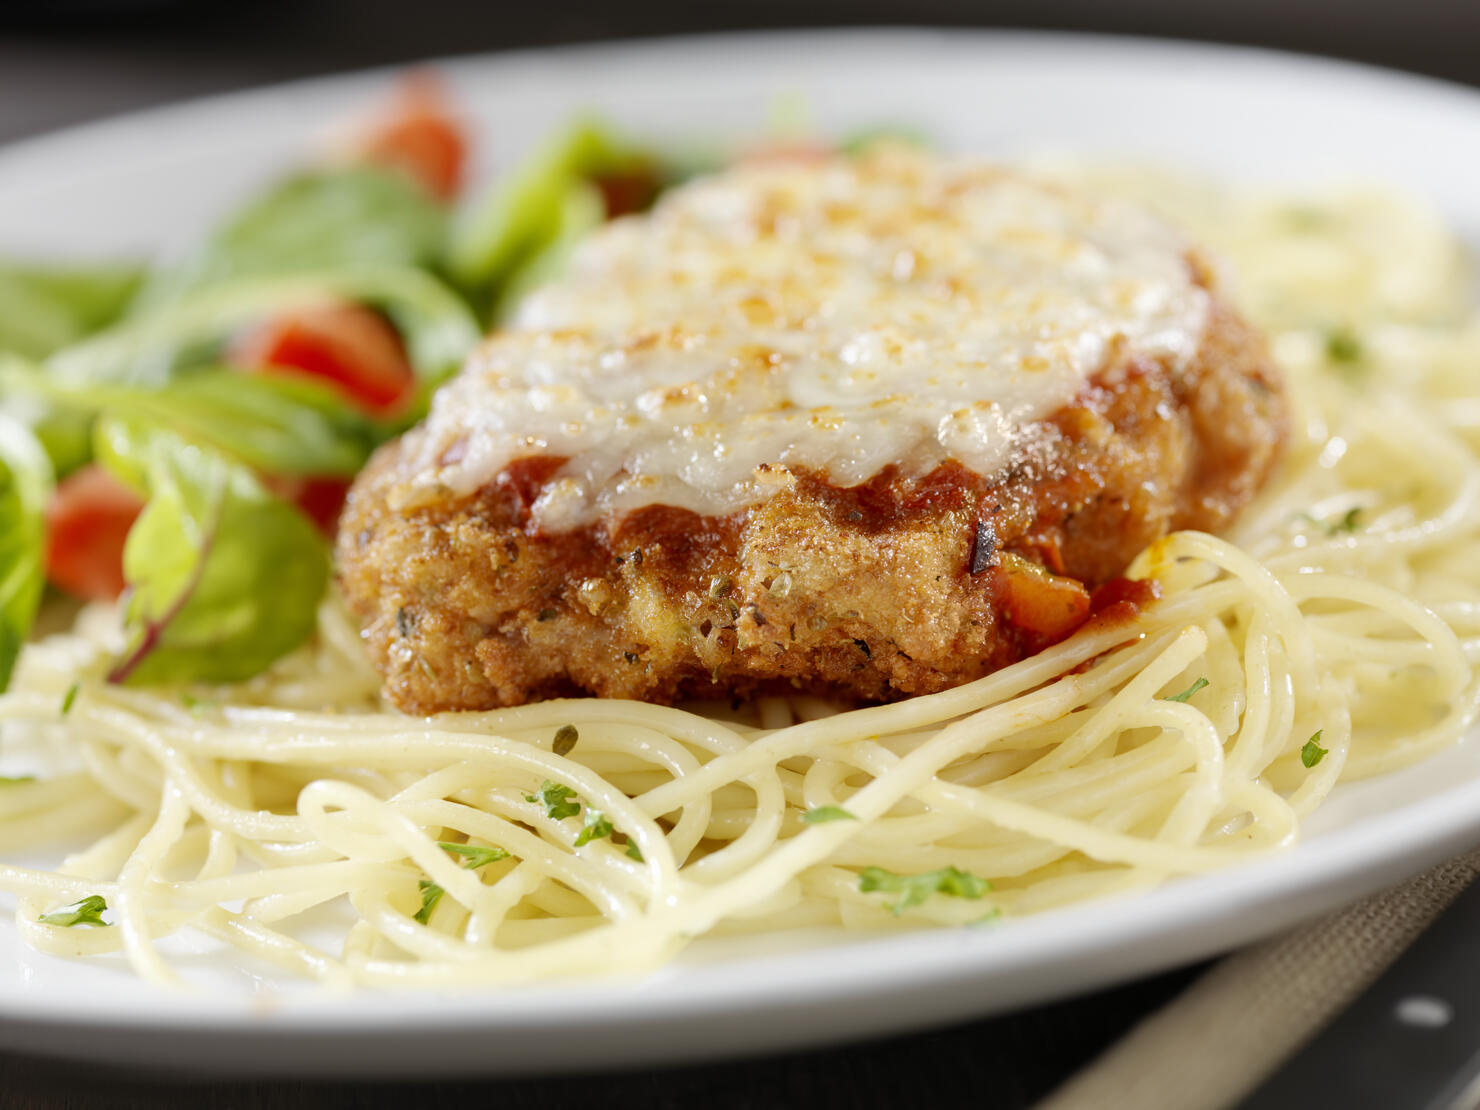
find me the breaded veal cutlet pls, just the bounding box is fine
[337,147,1286,713]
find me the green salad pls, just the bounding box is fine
[0,77,677,693]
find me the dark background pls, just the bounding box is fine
[1,2,1477,1107]
[3,0,1480,145]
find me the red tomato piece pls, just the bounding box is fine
[232,302,416,416]
[356,72,468,202]
[292,476,352,534]
[995,552,1092,643]
[265,474,352,536]
[45,465,146,603]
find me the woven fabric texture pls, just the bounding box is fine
[1036,850,1480,1110]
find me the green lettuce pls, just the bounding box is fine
[491,180,606,322]
[0,260,145,476]
[0,413,52,691]
[7,364,382,479]
[145,167,446,303]
[0,261,143,361]
[449,118,656,302]
[95,419,328,685]
[49,266,479,391]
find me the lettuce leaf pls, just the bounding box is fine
[7,364,382,479]
[48,266,479,391]
[145,167,446,304]
[491,180,606,322]
[449,118,655,298]
[0,261,145,476]
[1,387,92,480]
[0,414,52,691]
[94,418,328,685]
[0,261,143,361]
[90,372,381,478]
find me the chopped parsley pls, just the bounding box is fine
[524,780,580,820]
[413,843,510,925]
[574,809,614,847]
[624,840,644,862]
[1301,730,1329,768]
[413,880,444,925]
[60,683,79,717]
[1282,206,1329,233]
[552,724,579,757]
[858,865,991,916]
[1325,327,1364,365]
[1299,507,1363,536]
[38,895,109,928]
[522,781,633,852]
[802,805,859,824]
[1163,676,1209,703]
[438,841,510,870]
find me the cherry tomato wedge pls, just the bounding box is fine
[231,302,416,417]
[355,72,467,202]
[265,474,353,536]
[45,464,145,603]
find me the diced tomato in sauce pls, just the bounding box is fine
[995,551,1092,642]
[1089,576,1162,619]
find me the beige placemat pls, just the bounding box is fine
[1036,849,1480,1110]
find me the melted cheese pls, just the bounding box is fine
[393,147,1211,529]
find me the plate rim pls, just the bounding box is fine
[6,24,1480,179]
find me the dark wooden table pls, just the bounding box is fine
[1,4,1476,1106]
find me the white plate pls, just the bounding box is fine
[3,28,1480,1077]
